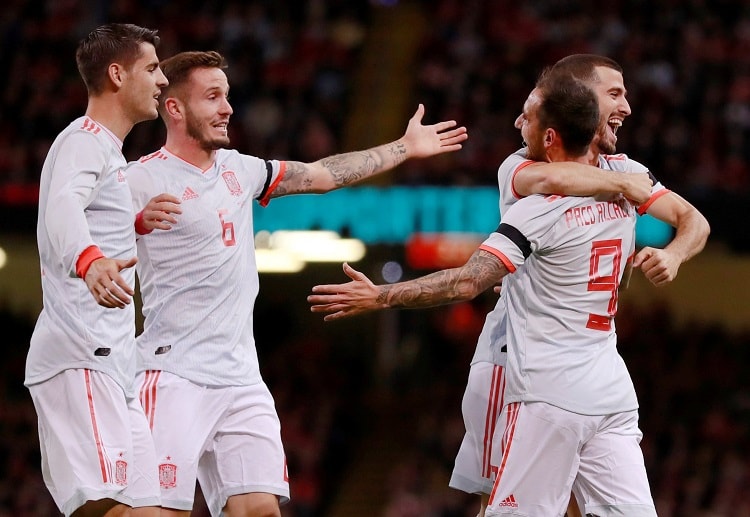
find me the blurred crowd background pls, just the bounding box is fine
[0,0,748,515]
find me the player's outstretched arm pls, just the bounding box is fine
[633,191,710,286]
[271,104,467,197]
[308,250,506,321]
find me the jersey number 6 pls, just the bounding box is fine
[218,209,236,247]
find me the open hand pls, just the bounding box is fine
[308,263,387,321]
[401,104,468,159]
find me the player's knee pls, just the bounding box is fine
[71,498,123,517]
[224,492,281,517]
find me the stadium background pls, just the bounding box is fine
[0,0,748,515]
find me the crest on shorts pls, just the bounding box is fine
[159,461,177,489]
[222,171,242,196]
[115,458,128,485]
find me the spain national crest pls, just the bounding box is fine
[115,459,128,485]
[222,171,242,196]
[159,462,177,488]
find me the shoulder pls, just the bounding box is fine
[215,148,267,171]
[498,148,531,174]
[126,149,168,179]
[599,153,649,173]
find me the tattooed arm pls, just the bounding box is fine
[270,104,467,198]
[308,249,508,321]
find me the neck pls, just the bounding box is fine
[85,96,132,142]
[164,132,216,170]
[586,146,600,166]
[547,148,590,165]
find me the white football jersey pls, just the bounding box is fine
[470,149,669,367]
[26,117,138,394]
[126,147,284,387]
[481,190,640,415]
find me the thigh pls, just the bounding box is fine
[450,362,505,496]
[30,369,135,516]
[575,410,656,517]
[487,402,582,517]
[125,394,161,508]
[197,381,290,517]
[137,370,226,512]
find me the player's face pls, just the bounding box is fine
[122,43,168,123]
[515,88,546,161]
[586,65,631,155]
[183,67,233,150]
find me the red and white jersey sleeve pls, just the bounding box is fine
[126,147,285,387]
[479,193,640,415]
[598,153,670,212]
[497,148,533,216]
[26,117,138,394]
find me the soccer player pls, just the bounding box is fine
[309,72,658,516]
[454,54,710,517]
[125,50,467,517]
[25,23,170,517]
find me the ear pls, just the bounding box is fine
[543,128,556,149]
[108,63,125,89]
[164,97,183,119]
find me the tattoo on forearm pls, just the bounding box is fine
[376,286,390,305]
[273,139,406,196]
[321,151,381,186]
[386,252,506,309]
[388,141,407,167]
[272,161,312,196]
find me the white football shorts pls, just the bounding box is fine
[29,368,160,516]
[137,370,289,515]
[450,361,506,495]
[486,401,656,517]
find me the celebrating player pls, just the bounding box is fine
[309,71,659,516]
[126,50,467,516]
[453,54,710,517]
[25,23,169,517]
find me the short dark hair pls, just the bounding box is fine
[535,70,599,156]
[159,51,226,93]
[157,51,227,115]
[76,23,160,96]
[550,54,623,84]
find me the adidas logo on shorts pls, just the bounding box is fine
[499,494,518,508]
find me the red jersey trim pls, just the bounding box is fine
[637,188,671,215]
[76,245,105,279]
[488,401,521,504]
[510,160,537,199]
[259,161,287,207]
[134,210,153,235]
[139,370,161,431]
[84,370,111,483]
[479,245,517,273]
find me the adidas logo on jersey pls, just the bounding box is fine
[81,118,101,134]
[182,187,199,200]
[498,494,518,508]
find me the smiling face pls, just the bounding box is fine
[181,67,233,151]
[586,65,631,155]
[121,42,168,123]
